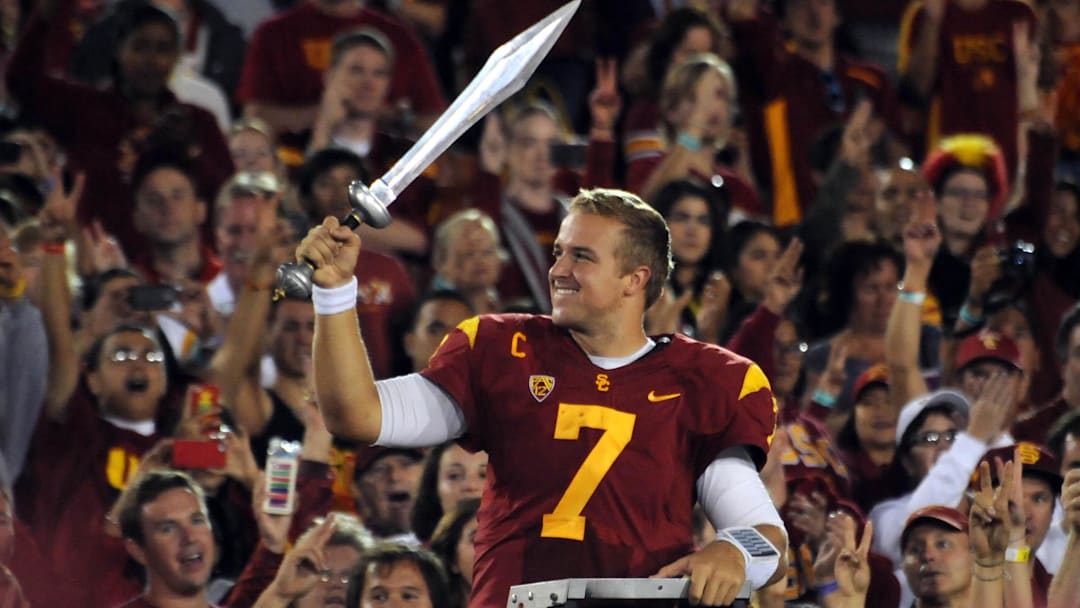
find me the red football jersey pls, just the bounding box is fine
[421,315,778,608]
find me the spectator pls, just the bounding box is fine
[6,1,234,259]
[716,221,783,343]
[899,506,973,608]
[352,448,423,543]
[621,8,730,180]
[869,386,1013,566]
[474,90,618,311]
[346,543,450,608]
[0,226,46,490]
[874,162,932,250]
[131,149,222,285]
[297,148,417,379]
[309,28,432,258]
[1038,408,1080,573]
[898,0,1036,180]
[835,364,905,512]
[810,499,899,608]
[429,497,481,608]
[70,0,246,102]
[255,513,375,608]
[206,171,285,317]
[645,179,730,343]
[403,291,474,374]
[237,0,446,147]
[629,53,761,217]
[429,210,505,314]
[724,0,903,227]
[409,441,486,544]
[1045,0,1080,182]
[970,443,1062,606]
[229,118,285,177]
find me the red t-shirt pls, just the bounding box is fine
[354,249,417,379]
[237,4,444,116]
[15,385,160,605]
[898,0,1035,178]
[421,315,777,607]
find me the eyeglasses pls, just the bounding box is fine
[319,569,353,585]
[108,348,165,364]
[909,429,958,448]
[942,187,989,202]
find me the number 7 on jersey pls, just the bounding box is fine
[541,403,637,540]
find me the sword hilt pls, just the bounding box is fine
[272,181,393,301]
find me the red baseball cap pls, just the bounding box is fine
[970,442,1064,493]
[901,505,970,549]
[853,364,889,403]
[955,330,1022,372]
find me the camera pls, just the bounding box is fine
[996,240,1036,280]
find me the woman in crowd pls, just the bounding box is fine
[429,498,481,608]
[410,442,487,543]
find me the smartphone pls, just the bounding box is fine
[128,284,180,311]
[172,439,227,469]
[188,383,224,434]
[549,142,587,169]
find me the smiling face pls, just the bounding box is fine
[549,213,642,335]
[87,330,167,421]
[361,561,433,608]
[938,169,991,239]
[128,488,214,598]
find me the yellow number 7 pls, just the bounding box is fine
[541,403,637,541]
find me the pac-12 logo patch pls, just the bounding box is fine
[529,375,555,402]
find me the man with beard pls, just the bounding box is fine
[117,471,217,608]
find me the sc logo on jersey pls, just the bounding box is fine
[530,375,555,402]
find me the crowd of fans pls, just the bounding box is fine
[1,0,1080,606]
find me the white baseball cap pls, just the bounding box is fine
[895,389,971,446]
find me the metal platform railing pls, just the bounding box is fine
[507,578,753,608]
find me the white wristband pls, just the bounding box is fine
[715,527,781,590]
[312,276,358,315]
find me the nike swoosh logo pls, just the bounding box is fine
[647,390,681,402]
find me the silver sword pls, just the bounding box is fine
[275,0,582,300]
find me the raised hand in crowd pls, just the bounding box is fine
[789,490,829,547]
[961,246,1003,326]
[901,189,942,274]
[1066,468,1080,536]
[36,167,82,245]
[968,457,1017,608]
[217,429,260,491]
[819,520,873,608]
[966,372,1018,444]
[167,278,225,343]
[1014,21,1041,121]
[79,221,128,276]
[255,515,338,608]
[762,237,804,316]
[644,282,694,336]
[696,271,732,345]
[299,400,333,465]
[589,58,621,141]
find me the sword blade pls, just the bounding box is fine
[353,0,580,211]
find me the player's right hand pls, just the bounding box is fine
[296,216,361,289]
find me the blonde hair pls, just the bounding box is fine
[568,188,672,308]
[432,209,507,267]
[659,53,737,143]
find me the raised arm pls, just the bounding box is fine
[37,171,84,421]
[297,217,381,442]
[885,189,938,411]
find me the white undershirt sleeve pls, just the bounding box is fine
[696,446,786,531]
[374,373,467,447]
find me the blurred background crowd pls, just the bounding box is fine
[1,0,1080,606]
